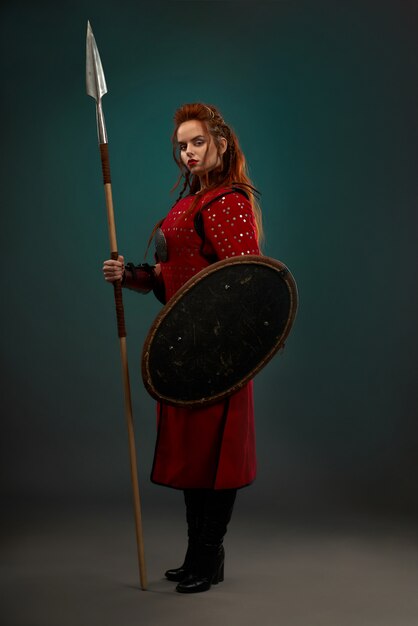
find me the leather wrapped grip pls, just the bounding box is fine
[111,251,127,338]
[100,143,111,184]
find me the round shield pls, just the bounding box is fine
[141,255,298,407]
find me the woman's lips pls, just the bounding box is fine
[188,160,198,167]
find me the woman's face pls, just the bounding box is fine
[177,120,227,178]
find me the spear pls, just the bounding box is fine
[86,21,147,590]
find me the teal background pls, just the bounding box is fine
[1,1,417,518]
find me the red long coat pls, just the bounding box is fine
[127,187,260,489]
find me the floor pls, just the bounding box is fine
[2,501,418,626]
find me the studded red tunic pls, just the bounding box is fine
[126,187,260,489]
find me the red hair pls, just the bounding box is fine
[171,103,263,244]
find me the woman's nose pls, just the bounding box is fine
[186,145,195,157]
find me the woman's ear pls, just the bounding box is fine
[219,137,227,155]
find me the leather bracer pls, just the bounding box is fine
[122,262,166,304]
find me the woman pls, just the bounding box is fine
[103,103,262,593]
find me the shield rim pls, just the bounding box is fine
[141,255,298,407]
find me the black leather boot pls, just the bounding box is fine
[175,544,225,593]
[165,489,205,582]
[176,489,236,593]
[164,544,195,582]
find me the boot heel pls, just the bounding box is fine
[212,561,224,584]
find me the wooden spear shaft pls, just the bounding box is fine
[99,143,147,590]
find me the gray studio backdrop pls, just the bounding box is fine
[1,0,417,520]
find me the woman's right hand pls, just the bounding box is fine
[103,255,124,283]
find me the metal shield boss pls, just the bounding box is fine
[142,255,298,407]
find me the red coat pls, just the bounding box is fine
[127,187,260,489]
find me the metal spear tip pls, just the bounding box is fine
[86,20,108,102]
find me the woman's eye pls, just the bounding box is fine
[179,139,204,151]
